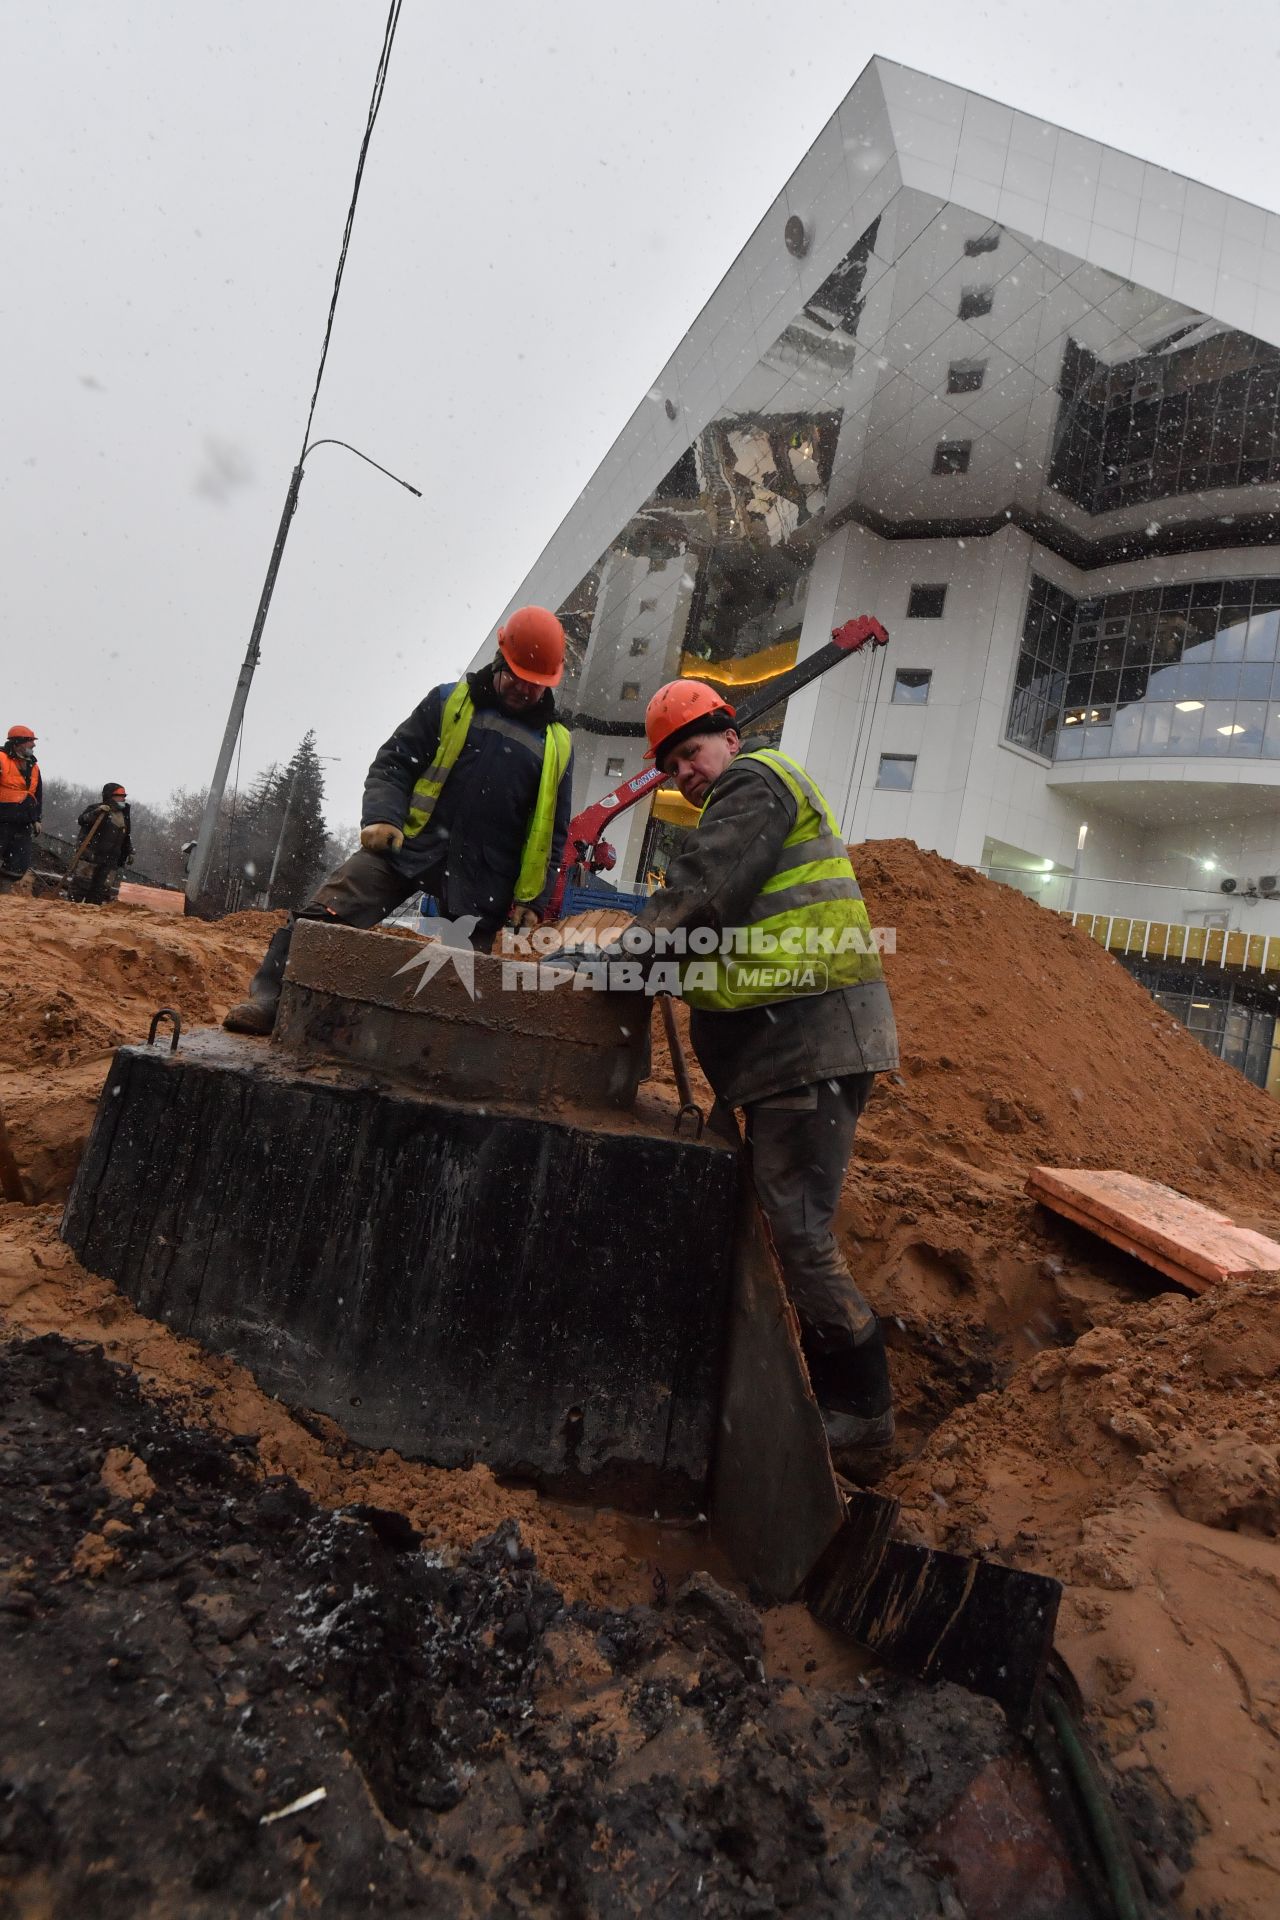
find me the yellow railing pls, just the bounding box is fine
[1061,912,1280,973]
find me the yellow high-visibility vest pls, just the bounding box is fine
[680,747,883,1011]
[402,682,572,903]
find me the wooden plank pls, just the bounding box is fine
[806,1498,1061,1728]
[1125,919,1148,954]
[711,1190,845,1602]
[1225,930,1248,968]
[1266,936,1280,976]
[1028,1166,1280,1291]
[1028,1187,1212,1294]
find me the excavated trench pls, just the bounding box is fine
[3,849,1280,1914]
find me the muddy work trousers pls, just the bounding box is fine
[744,1072,891,1420]
[68,862,118,905]
[0,815,34,885]
[246,846,499,1009]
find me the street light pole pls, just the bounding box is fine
[186,462,304,909]
[184,441,418,914]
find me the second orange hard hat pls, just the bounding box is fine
[644,680,736,764]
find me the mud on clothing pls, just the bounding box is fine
[363,665,573,925]
[75,802,132,869]
[243,667,573,1009]
[630,751,899,1413]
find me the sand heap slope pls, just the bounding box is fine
[853,838,1279,1213]
[0,896,279,1201]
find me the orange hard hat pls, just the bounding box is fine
[497,605,565,687]
[644,680,736,764]
[6,724,36,742]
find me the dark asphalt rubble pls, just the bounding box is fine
[0,1333,1151,1917]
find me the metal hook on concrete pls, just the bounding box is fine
[147,1008,182,1053]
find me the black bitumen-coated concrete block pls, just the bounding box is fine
[62,1035,741,1512]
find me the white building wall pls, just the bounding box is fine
[777,522,1280,938]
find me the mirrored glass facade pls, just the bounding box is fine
[496,58,1280,949]
[1009,573,1280,761]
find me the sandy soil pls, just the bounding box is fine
[3,860,1280,1915]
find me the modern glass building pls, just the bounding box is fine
[478,59,1280,1091]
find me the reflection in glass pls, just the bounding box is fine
[1005,572,1280,762]
[876,754,916,790]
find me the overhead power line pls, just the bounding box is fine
[299,0,404,458]
[187,0,416,913]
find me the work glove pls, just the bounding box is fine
[510,904,541,931]
[360,823,404,856]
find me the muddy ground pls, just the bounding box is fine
[5,1330,1151,1919]
[2,858,1280,1915]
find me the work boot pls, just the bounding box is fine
[821,1406,896,1486]
[222,923,293,1036]
[810,1320,895,1486]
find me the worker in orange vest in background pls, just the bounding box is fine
[0,725,42,894]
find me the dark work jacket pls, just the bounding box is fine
[631,755,899,1108]
[362,666,573,922]
[76,802,132,866]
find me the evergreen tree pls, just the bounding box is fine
[264,732,330,909]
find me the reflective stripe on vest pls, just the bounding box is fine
[402,683,572,903]
[679,747,883,1012]
[0,750,38,806]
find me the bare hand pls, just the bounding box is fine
[360,823,404,855]
[510,904,541,930]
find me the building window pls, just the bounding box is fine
[907,584,947,618]
[958,287,994,321]
[1006,571,1280,765]
[963,231,1000,256]
[947,359,987,394]
[1005,574,1074,759]
[1049,331,1280,517]
[933,440,972,476]
[620,681,641,702]
[876,753,917,790]
[605,756,625,778]
[629,636,650,655]
[892,669,932,705]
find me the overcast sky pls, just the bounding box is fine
[5,0,1280,828]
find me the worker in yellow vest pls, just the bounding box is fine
[623,680,899,1480]
[224,608,574,1034]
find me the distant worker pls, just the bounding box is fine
[224,607,574,1034]
[615,680,900,1480]
[0,725,42,895]
[68,784,133,904]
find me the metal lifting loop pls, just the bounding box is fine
[147,1008,182,1053]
